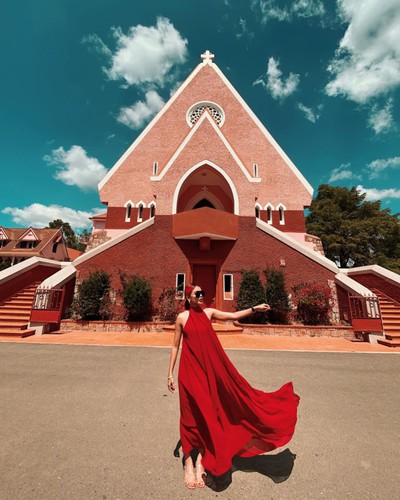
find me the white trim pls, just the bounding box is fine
[172,160,240,215]
[256,219,339,273]
[277,203,286,225]
[137,202,145,222]
[335,273,376,297]
[124,200,135,207]
[148,201,156,218]
[38,264,77,289]
[186,100,225,128]
[73,218,155,267]
[223,273,234,300]
[342,265,400,288]
[265,203,274,224]
[98,61,207,190]
[185,192,225,211]
[0,256,68,286]
[253,163,258,178]
[150,112,260,183]
[255,202,262,219]
[210,63,314,195]
[19,227,40,241]
[175,273,186,300]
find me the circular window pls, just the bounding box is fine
[187,102,225,127]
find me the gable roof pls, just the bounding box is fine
[0,228,66,258]
[98,52,313,196]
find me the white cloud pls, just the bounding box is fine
[117,90,165,130]
[357,185,400,201]
[329,163,362,182]
[326,0,400,103]
[367,156,400,179]
[44,145,108,191]
[251,0,325,24]
[297,102,323,122]
[2,204,103,230]
[105,17,188,88]
[368,99,395,134]
[82,33,112,57]
[254,57,299,100]
[236,18,255,41]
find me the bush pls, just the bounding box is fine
[264,268,290,324]
[71,271,111,320]
[0,258,12,271]
[122,275,152,321]
[158,288,180,321]
[292,282,332,325]
[237,270,266,324]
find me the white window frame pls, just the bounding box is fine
[148,201,156,218]
[265,203,274,224]
[277,203,286,225]
[137,201,145,222]
[223,274,234,300]
[255,202,262,219]
[124,200,134,222]
[175,273,186,300]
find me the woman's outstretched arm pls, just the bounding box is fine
[167,313,185,393]
[206,303,270,322]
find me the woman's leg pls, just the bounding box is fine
[184,454,196,489]
[195,451,206,487]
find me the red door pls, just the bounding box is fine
[192,264,216,307]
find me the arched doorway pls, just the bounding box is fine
[173,162,237,214]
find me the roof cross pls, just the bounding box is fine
[201,50,215,64]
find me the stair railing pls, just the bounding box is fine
[348,294,383,333]
[30,287,65,324]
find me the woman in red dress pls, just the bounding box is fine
[167,285,299,489]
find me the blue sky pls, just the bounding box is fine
[1,0,400,231]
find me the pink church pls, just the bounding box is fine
[1,51,400,346]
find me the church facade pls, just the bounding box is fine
[76,50,347,316]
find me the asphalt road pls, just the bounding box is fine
[0,343,399,500]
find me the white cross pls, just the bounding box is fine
[201,50,215,63]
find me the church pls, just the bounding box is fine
[79,50,346,315]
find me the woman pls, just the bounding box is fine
[167,284,299,489]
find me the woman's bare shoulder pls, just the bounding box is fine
[176,310,189,324]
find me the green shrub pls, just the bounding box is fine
[158,287,180,321]
[264,268,290,324]
[72,271,111,320]
[122,275,152,321]
[237,270,266,324]
[0,258,12,271]
[292,282,332,325]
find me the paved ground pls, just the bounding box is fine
[0,342,399,499]
[1,329,400,352]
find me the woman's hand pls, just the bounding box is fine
[168,375,176,393]
[253,303,271,312]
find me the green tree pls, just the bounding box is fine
[46,219,88,251]
[122,275,152,321]
[237,270,266,324]
[71,271,111,320]
[306,185,400,272]
[264,268,290,324]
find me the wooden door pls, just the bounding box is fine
[192,264,216,307]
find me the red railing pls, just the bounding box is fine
[30,288,65,324]
[349,295,383,332]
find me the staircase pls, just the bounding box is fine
[0,282,40,338]
[372,289,400,348]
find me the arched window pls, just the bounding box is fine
[187,101,225,127]
[253,163,258,178]
[277,203,286,225]
[124,201,134,222]
[137,203,144,222]
[150,204,155,218]
[255,203,262,219]
[265,203,274,224]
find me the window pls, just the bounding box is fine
[19,241,37,249]
[277,204,286,225]
[176,273,186,299]
[255,206,260,218]
[187,101,225,127]
[52,242,58,253]
[125,203,132,222]
[253,163,258,177]
[223,274,234,300]
[265,204,274,224]
[137,204,144,222]
[150,204,156,218]
[153,162,158,175]
[0,240,9,248]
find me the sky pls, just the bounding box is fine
[1,0,400,231]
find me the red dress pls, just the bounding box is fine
[178,307,299,477]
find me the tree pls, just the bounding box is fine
[264,268,290,324]
[122,275,152,321]
[237,270,266,324]
[306,185,400,273]
[46,219,88,251]
[71,271,111,320]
